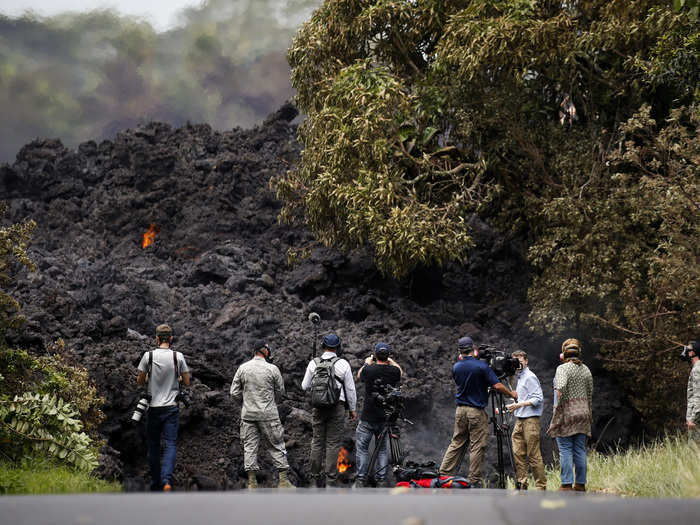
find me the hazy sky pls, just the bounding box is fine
[0,0,203,31]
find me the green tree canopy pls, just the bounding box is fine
[276,0,699,428]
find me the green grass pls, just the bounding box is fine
[507,435,700,498]
[0,457,122,495]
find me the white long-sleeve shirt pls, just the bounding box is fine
[301,351,357,411]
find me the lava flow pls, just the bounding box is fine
[142,223,160,248]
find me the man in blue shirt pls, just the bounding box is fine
[506,350,547,490]
[439,336,517,486]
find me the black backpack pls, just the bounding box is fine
[310,357,343,408]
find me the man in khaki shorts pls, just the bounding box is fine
[439,336,517,486]
[506,350,547,490]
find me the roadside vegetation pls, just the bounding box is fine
[1,206,116,494]
[0,457,121,495]
[508,436,700,498]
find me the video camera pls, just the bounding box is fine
[478,346,521,379]
[374,384,405,423]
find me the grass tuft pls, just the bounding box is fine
[0,456,122,495]
[507,435,700,498]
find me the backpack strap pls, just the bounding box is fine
[148,351,153,375]
[330,357,349,408]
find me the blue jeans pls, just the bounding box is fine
[556,434,587,486]
[146,405,179,490]
[355,420,389,481]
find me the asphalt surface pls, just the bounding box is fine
[2,488,699,525]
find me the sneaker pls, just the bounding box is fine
[352,478,366,489]
[163,484,172,492]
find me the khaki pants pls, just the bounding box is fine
[310,404,346,484]
[439,405,489,485]
[240,418,289,472]
[512,416,547,490]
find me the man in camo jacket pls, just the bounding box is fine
[231,340,294,489]
[683,341,700,444]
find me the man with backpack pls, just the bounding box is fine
[136,324,190,491]
[301,333,357,487]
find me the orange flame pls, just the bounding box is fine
[142,223,160,249]
[337,446,351,474]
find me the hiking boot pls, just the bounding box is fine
[163,484,172,492]
[352,478,366,489]
[559,484,573,491]
[573,483,586,492]
[277,470,295,489]
[247,471,258,490]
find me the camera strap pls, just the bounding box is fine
[172,350,180,392]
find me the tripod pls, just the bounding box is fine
[489,385,516,488]
[365,414,412,485]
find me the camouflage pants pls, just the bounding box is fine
[240,418,289,472]
[439,406,489,485]
[310,404,346,484]
[512,416,547,490]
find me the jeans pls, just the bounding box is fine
[146,405,179,490]
[556,434,587,486]
[355,420,389,481]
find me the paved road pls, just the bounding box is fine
[1,488,698,525]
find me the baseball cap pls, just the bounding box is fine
[458,336,474,350]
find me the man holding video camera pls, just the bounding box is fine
[506,350,546,490]
[136,324,190,492]
[439,336,517,487]
[682,340,700,443]
[353,342,403,488]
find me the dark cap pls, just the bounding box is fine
[374,342,391,354]
[156,324,173,337]
[323,334,341,349]
[458,336,474,350]
[252,340,269,353]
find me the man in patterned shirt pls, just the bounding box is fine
[547,338,593,492]
[682,340,700,443]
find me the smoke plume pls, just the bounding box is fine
[0,0,319,161]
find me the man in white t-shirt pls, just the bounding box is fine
[136,324,190,491]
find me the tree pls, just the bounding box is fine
[277,0,699,428]
[0,203,35,341]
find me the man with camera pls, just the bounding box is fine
[353,342,403,488]
[136,324,190,492]
[506,350,546,490]
[230,340,294,489]
[439,336,517,487]
[681,340,700,443]
[301,333,357,487]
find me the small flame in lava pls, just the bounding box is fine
[142,223,160,249]
[337,446,351,474]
